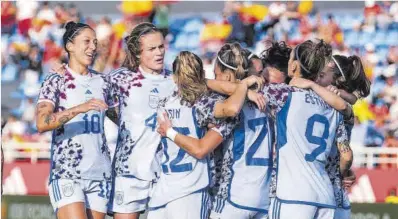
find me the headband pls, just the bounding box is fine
[248,53,254,60]
[217,56,249,72]
[295,44,311,74]
[331,56,346,82]
[68,26,88,42]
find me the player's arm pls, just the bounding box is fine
[36,99,108,133]
[336,121,353,176]
[337,88,358,105]
[289,77,352,117]
[212,76,266,118]
[157,113,224,159]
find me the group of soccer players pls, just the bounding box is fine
[36,20,371,219]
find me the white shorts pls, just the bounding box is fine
[49,178,110,213]
[269,198,335,219]
[111,176,152,213]
[147,190,211,219]
[334,207,350,219]
[210,199,268,219]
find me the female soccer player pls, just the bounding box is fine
[291,54,371,219]
[36,21,115,219]
[265,40,353,219]
[148,49,262,219]
[107,23,176,219]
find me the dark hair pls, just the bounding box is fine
[62,21,93,55]
[242,49,260,75]
[293,39,332,81]
[261,41,291,77]
[332,55,371,97]
[216,43,249,80]
[122,22,163,71]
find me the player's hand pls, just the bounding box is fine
[77,99,108,113]
[342,169,356,190]
[157,111,172,137]
[247,90,266,111]
[242,75,265,92]
[327,85,341,96]
[50,63,67,75]
[289,77,315,89]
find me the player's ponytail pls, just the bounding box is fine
[216,43,249,81]
[172,51,207,106]
[332,55,371,98]
[293,39,332,81]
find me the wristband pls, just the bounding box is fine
[166,128,178,141]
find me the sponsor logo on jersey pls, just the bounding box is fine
[150,88,159,93]
[85,89,92,95]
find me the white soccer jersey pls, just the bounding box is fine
[262,83,349,208]
[149,92,209,208]
[226,103,273,212]
[109,67,176,181]
[38,67,115,181]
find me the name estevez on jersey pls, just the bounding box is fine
[304,93,332,110]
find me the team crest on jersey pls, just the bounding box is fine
[115,191,124,205]
[149,95,160,109]
[62,183,74,197]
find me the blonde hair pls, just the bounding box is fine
[216,43,249,80]
[172,51,208,106]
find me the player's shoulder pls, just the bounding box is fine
[264,83,304,93]
[89,68,102,75]
[108,67,131,76]
[164,69,173,77]
[42,73,64,84]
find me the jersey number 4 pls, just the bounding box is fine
[161,127,193,173]
[305,114,330,162]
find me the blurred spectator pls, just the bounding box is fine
[318,14,341,45]
[380,131,398,169]
[68,3,82,23]
[1,114,27,142]
[224,1,245,45]
[36,1,56,25]
[15,0,38,36]
[152,3,170,37]
[380,65,398,107]
[269,2,286,19]
[1,53,18,83]
[385,188,398,204]
[54,3,69,26]
[351,117,385,148]
[27,44,42,74]
[390,1,398,23]
[363,0,381,32]
[387,46,398,64]
[21,97,36,125]
[1,2,17,34]
[96,16,113,42]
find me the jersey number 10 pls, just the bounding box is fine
[83,114,101,134]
